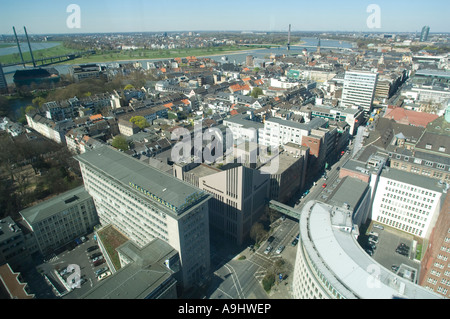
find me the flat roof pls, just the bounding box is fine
[300,200,443,299]
[82,239,177,299]
[76,146,210,216]
[20,186,92,225]
[380,167,445,193]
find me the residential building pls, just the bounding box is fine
[76,146,212,288]
[223,113,264,143]
[20,186,99,256]
[371,167,446,239]
[82,238,180,299]
[341,70,378,113]
[25,112,75,144]
[419,193,450,298]
[0,63,7,94]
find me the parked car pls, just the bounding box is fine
[95,267,108,277]
[90,252,102,260]
[276,245,285,254]
[322,183,327,188]
[391,265,399,272]
[92,255,104,263]
[373,224,384,230]
[369,237,379,244]
[365,248,374,256]
[98,271,111,281]
[93,259,105,267]
[291,238,298,246]
[86,245,99,253]
[267,236,275,243]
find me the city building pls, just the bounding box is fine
[173,161,269,245]
[13,68,60,88]
[19,186,99,256]
[419,193,450,298]
[0,63,7,94]
[25,112,75,144]
[420,26,430,42]
[341,70,378,113]
[70,64,106,82]
[82,238,180,299]
[0,263,34,299]
[76,146,212,288]
[291,200,443,299]
[371,167,446,239]
[0,217,31,269]
[223,113,264,143]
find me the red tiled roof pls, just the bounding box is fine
[383,108,439,127]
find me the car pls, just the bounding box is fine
[365,249,374,256]
[275,245,285,254]
[92,255,104,263]
[86,245,99,252]
[368,242,376,250]
[98,271,111,281]
[391,265,399,272]
[95,267,109,276]
[264,245,272,255]
[281,215,286,221]
[303,190,310,196]
[93,259,105,267]
[373,224,384,230]
[368,232,379,237]
[291,238,298,246]
[267,236,275,243]
[369,237,379,244]
[90,252,102,259]
[322,183,327,188]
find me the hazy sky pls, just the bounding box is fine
[1,0,449,35]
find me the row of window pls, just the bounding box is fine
[376,216,423,237]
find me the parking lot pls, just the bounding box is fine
[361,223,421,283]
[35,233,111,299]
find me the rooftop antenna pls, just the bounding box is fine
[13,27,25,67]
[24,26,36,68]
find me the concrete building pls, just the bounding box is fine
[0,263,34,299]
[223,113,264,143]
[20,186,99,256]
[25,112,75,144]
[259,117,328,147]
[76,146,212,288]
[371,167,447,239]
[0,63,8,94]
[291,200,443,299]
[341,70,378,113]
[173,162,269,245]
[0,217,31,269]
[70,64,105,82]
[82,238,180,299]
[419,193,450,298]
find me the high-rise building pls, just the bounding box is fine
[420,26,430,42]
[76,146,212,288]
[341,70,378,113]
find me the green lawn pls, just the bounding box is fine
[0,43,269,65]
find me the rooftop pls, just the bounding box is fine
[76,146,210,217]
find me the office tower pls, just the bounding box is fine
[420,26,430,42]
[371,167,446,239]
[341,70,378,113]
[76,146,212,288]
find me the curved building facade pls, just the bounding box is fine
[292,200,443,299]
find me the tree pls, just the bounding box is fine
[129,116,149,129]
[250,222,267,245]
[250,87,263,98]
[111,135,129,151]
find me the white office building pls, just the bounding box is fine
[341,70,378,113]
[371,167,446,239]
[76,146,212,288]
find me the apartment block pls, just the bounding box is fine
[20,186,99,256]
[76,146,212,288]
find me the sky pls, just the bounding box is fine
[1,0,449,35]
